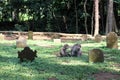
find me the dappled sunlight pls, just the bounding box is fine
[1,65,17,71]
[0,40,16,44]
[0,0,120,79]
[0,40,120,80]
[82,42,106,48]
[107,62,120,72]
[60,60,88,66]
[109,66,120,72]
[27,40,62,46]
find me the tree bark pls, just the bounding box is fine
[94,0,99,36]
[91,4,94,36]
[106,0,118,34]
[74,0,78,34]
[84,0,88,34]
[12,9,19,22]
[63,15,68,32]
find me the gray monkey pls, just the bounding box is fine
[71,43,82,57]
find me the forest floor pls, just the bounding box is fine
[1,34,120,80]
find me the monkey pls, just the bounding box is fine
[60,44,71,57]
[18,46,37,62]
[71,43,82,57]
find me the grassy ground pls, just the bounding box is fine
[0,40,120,80]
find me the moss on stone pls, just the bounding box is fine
[28,31,33,40]
[88,49,104,63]
[106,32,118,49]
[94,34,102,43]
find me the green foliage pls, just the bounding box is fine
[0,0,94,32]
[0,0,120,33]
[114,0,120,3]
[0,40,119,80]
[15,24,28,31]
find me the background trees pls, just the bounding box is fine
[106,0,118,34]
[0,0,120,35]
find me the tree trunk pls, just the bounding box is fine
[91,4,94,36]
[12,9,19,22]
[52,11,61,32]
[94,0,99,36]
[84,0,88,34]
[106,0,118,34]
[74,0,78,34]
[63,15,68,33]
[100,1,105,34]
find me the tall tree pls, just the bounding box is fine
[74,0,78,33]
[106,0,118,34]
[94,0,99,36]
[84,0,88,34]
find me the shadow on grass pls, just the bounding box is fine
[99,47,120,63]
[17,56,120,80]
[20,57,98,80]
[0,55,19,64]
[0,50,120,80]
[0,52,96,80]
[0,42,120,80]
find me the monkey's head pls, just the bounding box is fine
[24,46,31,50]
[74,44,81,48]
[63,44,69,49]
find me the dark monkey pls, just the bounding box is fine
[18,47,37,62]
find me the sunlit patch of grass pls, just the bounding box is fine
[0,40,119,80]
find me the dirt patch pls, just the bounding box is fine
[93,72,120,80]
[4,35,18,40]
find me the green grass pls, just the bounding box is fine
[0,40,120,80]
